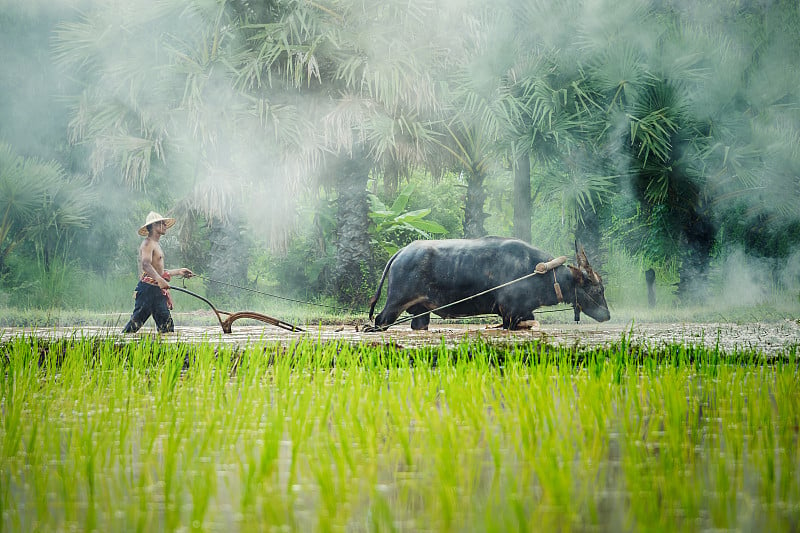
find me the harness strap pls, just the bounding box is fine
[535,256,566,303]
[553,269,563,302]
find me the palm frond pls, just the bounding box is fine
[541,166,617,226]
[589,45,648,110]
[0,144,51,234]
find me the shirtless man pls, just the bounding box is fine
[122,211,194,333]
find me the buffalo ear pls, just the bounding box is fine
[575,241,590,269]
[568,265,584,285]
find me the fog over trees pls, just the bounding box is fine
[1,0,799,310]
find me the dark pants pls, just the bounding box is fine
[122,281,174,333]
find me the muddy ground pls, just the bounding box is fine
[2,316,798,356]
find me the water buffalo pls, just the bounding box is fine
[367,236,610,330]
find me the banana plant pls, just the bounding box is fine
[368,183,447,256]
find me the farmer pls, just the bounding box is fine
[122,211,194,333]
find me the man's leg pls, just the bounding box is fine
[122,286,151,333]
[152,296,175,333]
[122,318,144,333]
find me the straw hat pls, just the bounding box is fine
[138,211,176,236]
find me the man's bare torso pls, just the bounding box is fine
[139,237,165,276]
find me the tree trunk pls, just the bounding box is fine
[575,207,604,270]
[206,215,250,306]
[463,167,488,238]
[512,151,531,243]
[676,211,715,301]
[645,268,656,307]
[331,149,373,306]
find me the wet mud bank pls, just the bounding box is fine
[2,319,798,358]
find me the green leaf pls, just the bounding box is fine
[407,219,447,234]
[389,183,416,214]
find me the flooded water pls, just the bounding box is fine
[2,318,798,355]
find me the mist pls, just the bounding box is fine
[1,0,799,315]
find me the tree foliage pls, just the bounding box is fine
[0,143,91,276]
[1,0,799,307]
[368,182,447,256]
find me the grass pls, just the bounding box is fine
[1,334,799,531]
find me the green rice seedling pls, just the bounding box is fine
[1,335,799,531]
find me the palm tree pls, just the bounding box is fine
[579,1,800,298]
[468,0,616,249]
[515,61,614,254]
[53,0,325,292]
[430,1,525,239]
[331,0,447,302]
[0,142,91,276]
[706,1,800,235]
[223,0,446,305]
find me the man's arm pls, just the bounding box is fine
[166,267,194,278]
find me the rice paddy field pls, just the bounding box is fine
[1,321,799,531]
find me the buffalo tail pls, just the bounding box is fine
[368,249,402,320]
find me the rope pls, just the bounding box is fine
[189,275,357,313]
[192,262,576,330]
[372,267,570,331]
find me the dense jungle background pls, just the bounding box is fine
[1,0,799,319]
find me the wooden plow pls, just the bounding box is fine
[170,285,304,333]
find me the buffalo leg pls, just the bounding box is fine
[374,299,411,329]
[407,304,431,330]
[508,311,536,330]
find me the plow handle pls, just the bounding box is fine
[169,285,303,333]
